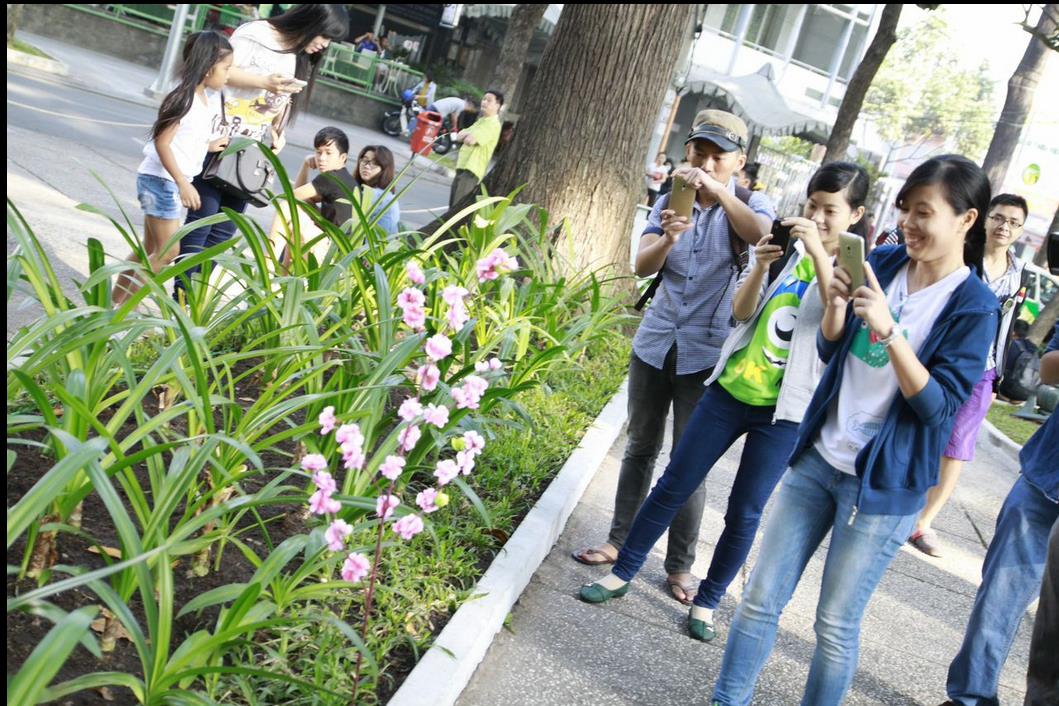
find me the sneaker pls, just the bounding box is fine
[908,529,943,557]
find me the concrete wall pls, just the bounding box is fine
[19,4,398,129]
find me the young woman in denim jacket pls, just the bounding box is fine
[710,155,999,706]
[578,163,870,643]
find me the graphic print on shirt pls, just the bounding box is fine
[849,311,909,369]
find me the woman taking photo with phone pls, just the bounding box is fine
[578,162,869,644]
[710,155,999,706]
[175,4,348,297]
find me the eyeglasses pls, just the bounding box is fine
[989,214,1024,230]
[359,158,380,168]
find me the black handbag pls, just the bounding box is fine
[202,92,288,208]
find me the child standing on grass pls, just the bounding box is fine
[113,31,233,305]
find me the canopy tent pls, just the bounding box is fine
[462,4,564,35]
[682,63,831,143]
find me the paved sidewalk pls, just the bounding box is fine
[459,422,1033,705]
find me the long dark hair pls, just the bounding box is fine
[355,145,396,190]
[151,31,232,141]
[267,4,349,122]
[895,155,990,274]
[807,161,870,236]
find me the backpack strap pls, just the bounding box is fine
[634,185,754,312]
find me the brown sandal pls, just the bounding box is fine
[571,545,618,566]
[666,576,698,605]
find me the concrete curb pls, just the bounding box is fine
[7,47,69,77]
[979,418,1023,462]
[387,379,630,706]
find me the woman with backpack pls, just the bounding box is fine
[907,193,1030,557]
[577,162,870,644]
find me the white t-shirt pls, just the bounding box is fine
[138,89,223,181]
[224,21,297,141]
[647,164,666,192]
[815,263,971,474]
[431,96,466,120]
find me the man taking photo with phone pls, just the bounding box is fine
[572,109,773,605]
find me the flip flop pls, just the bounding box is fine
[571,546,618,566]
[666,576,698,605]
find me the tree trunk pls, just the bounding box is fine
[981,3,1059,193]
[8,4,23,44]
[484,4,696,275]
[491,4,549,106]
[823,4,903,164]
[1028,296,1059,346]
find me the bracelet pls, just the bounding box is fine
[874,327,901,348]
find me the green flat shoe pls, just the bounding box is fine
[578,581,629,604]
[688,615,716,642]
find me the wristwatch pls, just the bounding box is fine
[877,327,901,348]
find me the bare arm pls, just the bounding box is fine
[714,186,770,246]
[731,234,782,321]
[1041,349,1059,386]
[635,209,693,277]
[153,121,200,211]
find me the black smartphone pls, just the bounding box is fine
[770,220,793,253]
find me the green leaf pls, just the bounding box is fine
[8,605,98,705]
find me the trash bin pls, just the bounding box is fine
[410,111,442,157]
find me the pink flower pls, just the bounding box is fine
[463,375,489,396]
[341,552,371,583]
[376,493,400,520]
[335,423,363,448]
[309,489,341,515]
[476,248,520,282]
[379,455,406,481]
[446,304,470,332]
[398,397,423,422]
[393,514,425,540]
[406,261,426,286]
[325,519,353,551]
[416,487,440,514]
[312,470,337,494]
[442,285,469,307]
[450,386,479,410]
[302,454,328,473]
[434,459,460,486]
[397,287,426,310]
[423,403,450,429]
[415,364,441,391]
[318,406,336,434]
[398,424,422,453]
[342,447,366,471]
[424,334,453,362]
[403,305,427,331]
[489,357,503,371]
[463,430,486,455]
[456,449,476,475]
[475,360,490,373]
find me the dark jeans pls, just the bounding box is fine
[612,383,799,607]
[607,348,711,575]
[449,168,480,210]
[173,173,248,297]
[1026,519,1059,705]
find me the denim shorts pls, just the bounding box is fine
[137,173,182,220]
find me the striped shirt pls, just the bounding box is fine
[985,252,1024,371]
[632,182,776,375]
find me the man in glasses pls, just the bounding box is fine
[909,193,1031,558]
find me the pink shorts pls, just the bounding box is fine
[943,368,997,462]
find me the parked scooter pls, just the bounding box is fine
[380,92,455,155]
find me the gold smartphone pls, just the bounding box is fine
[668,175,696,220]
[838,232,866,292]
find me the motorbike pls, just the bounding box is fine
[380,101,455,155]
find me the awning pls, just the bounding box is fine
[682,63,831,143]
[462,4,563,35]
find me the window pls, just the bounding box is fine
[715,5,787,52]
[792,5,869,77]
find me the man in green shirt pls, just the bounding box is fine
[449,89,503,209]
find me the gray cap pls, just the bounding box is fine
[684,109,749,152]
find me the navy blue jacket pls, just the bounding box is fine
[791,245,999,516]
[1020,322,1059,503]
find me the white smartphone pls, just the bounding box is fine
[838,232,866,292]
[284,78,308,89]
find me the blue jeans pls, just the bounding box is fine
[173,172,247,297]
[946,476,1059,706]
[712,447,917,706]
[612,384,799,608]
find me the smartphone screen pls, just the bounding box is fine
[769,220,792,253]
[668,176,696,220]
[838,232,866,291]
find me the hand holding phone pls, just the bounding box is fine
[284,78,308,89]
[838,232,866,292]
[769,220,793,254]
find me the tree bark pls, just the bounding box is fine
[981,3,1059,193]
[491,4,549,106]
[8,4,23,44]
[823,4,903,164]
[1029,296,1059,346]
[483,4,696,275]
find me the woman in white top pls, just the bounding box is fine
[174,5,349,299]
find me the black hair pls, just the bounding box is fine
[895,154,991,275]
[741,162,761,182]
[267,4,349,123]
[806,161,870,237]
[1012,319,1030,337]
[151,31,232,141]
[314,127,349,155]
[989,193,1029,220]
[355,145,396,190]
[484,89,505,107]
